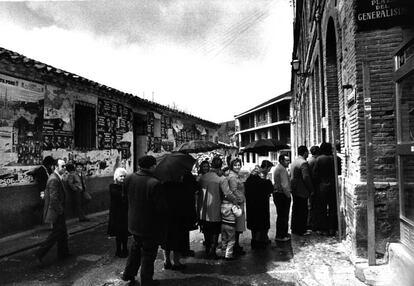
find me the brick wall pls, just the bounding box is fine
[321,0,402,255]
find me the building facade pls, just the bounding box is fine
[291,0,413,279]
[234,91,291,167]
[0,47,219,237]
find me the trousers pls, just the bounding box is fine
[36,214,69,259]
[123,235,159,285]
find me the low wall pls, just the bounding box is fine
[0,176,113,238]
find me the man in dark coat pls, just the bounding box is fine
[313,142,338,236]
[27,156,55,224]
[290,146,314,236]
[35,158,69,263]
[307,146,320,231]
[122,155,167,286]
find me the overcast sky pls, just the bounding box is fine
[0,0,293,123]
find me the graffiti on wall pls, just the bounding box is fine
[43,147,133,178]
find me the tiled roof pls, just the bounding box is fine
[0,47,219,128]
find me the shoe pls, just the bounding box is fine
[163,261,172,270]
[291,231,305,236]
[171,263,186,271]
[275,236,291,242]
[304,230,312,236]
[224,256,235,261]
[121,273,137,285]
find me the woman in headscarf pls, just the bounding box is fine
[245,160,274,249]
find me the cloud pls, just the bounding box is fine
[0,0,274,60]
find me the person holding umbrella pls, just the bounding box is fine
[152,152,198,269]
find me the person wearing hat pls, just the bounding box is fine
[66,161,90,222]
[121,155,167,286]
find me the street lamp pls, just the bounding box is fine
[291,59,312,77]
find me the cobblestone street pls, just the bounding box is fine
[0,201,365,286]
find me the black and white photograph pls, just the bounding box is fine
[0,0,413,285]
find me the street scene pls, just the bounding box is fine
[0,206,363,286]
[0,0,414,286]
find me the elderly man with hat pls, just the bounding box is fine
[122,155,167,286]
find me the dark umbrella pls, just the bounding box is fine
[243,139,289,153]
[174,140,221,153]
[153,152,196,182]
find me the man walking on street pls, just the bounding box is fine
[36,158,69,263]
[122,155,167,286]
[273,154,292,241]
[290,146,314,236]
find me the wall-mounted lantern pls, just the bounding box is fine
[291,59,312,77]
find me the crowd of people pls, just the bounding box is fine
[30,142,339,286]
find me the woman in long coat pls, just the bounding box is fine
[227,158,246,255]
[162,172,198,270]
[107,167,129,257]
[245,161,274,249]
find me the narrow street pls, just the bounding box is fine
[0,201,363,286]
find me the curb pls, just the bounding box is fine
[0,211,108,259]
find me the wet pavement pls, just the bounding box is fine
[0,201,368,286]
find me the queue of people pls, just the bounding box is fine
[31,143,339,286]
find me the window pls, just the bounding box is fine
[74,103,96,149]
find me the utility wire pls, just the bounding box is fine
[195,0,274,58]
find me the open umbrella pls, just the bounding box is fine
[153,152,196,182]
[243,139,289,153]
[174,140,221,153]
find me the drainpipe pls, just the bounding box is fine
[316,2,326,141]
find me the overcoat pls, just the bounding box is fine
[198,171,235,223]
[107,183,129,237]
[126,170,167,241]
[228,170,246,232]
[245,173,272,231]
[43,172,66,224]
[290,156,314,198]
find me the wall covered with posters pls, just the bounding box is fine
[0,75,134,187]
[0,73,45,187]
